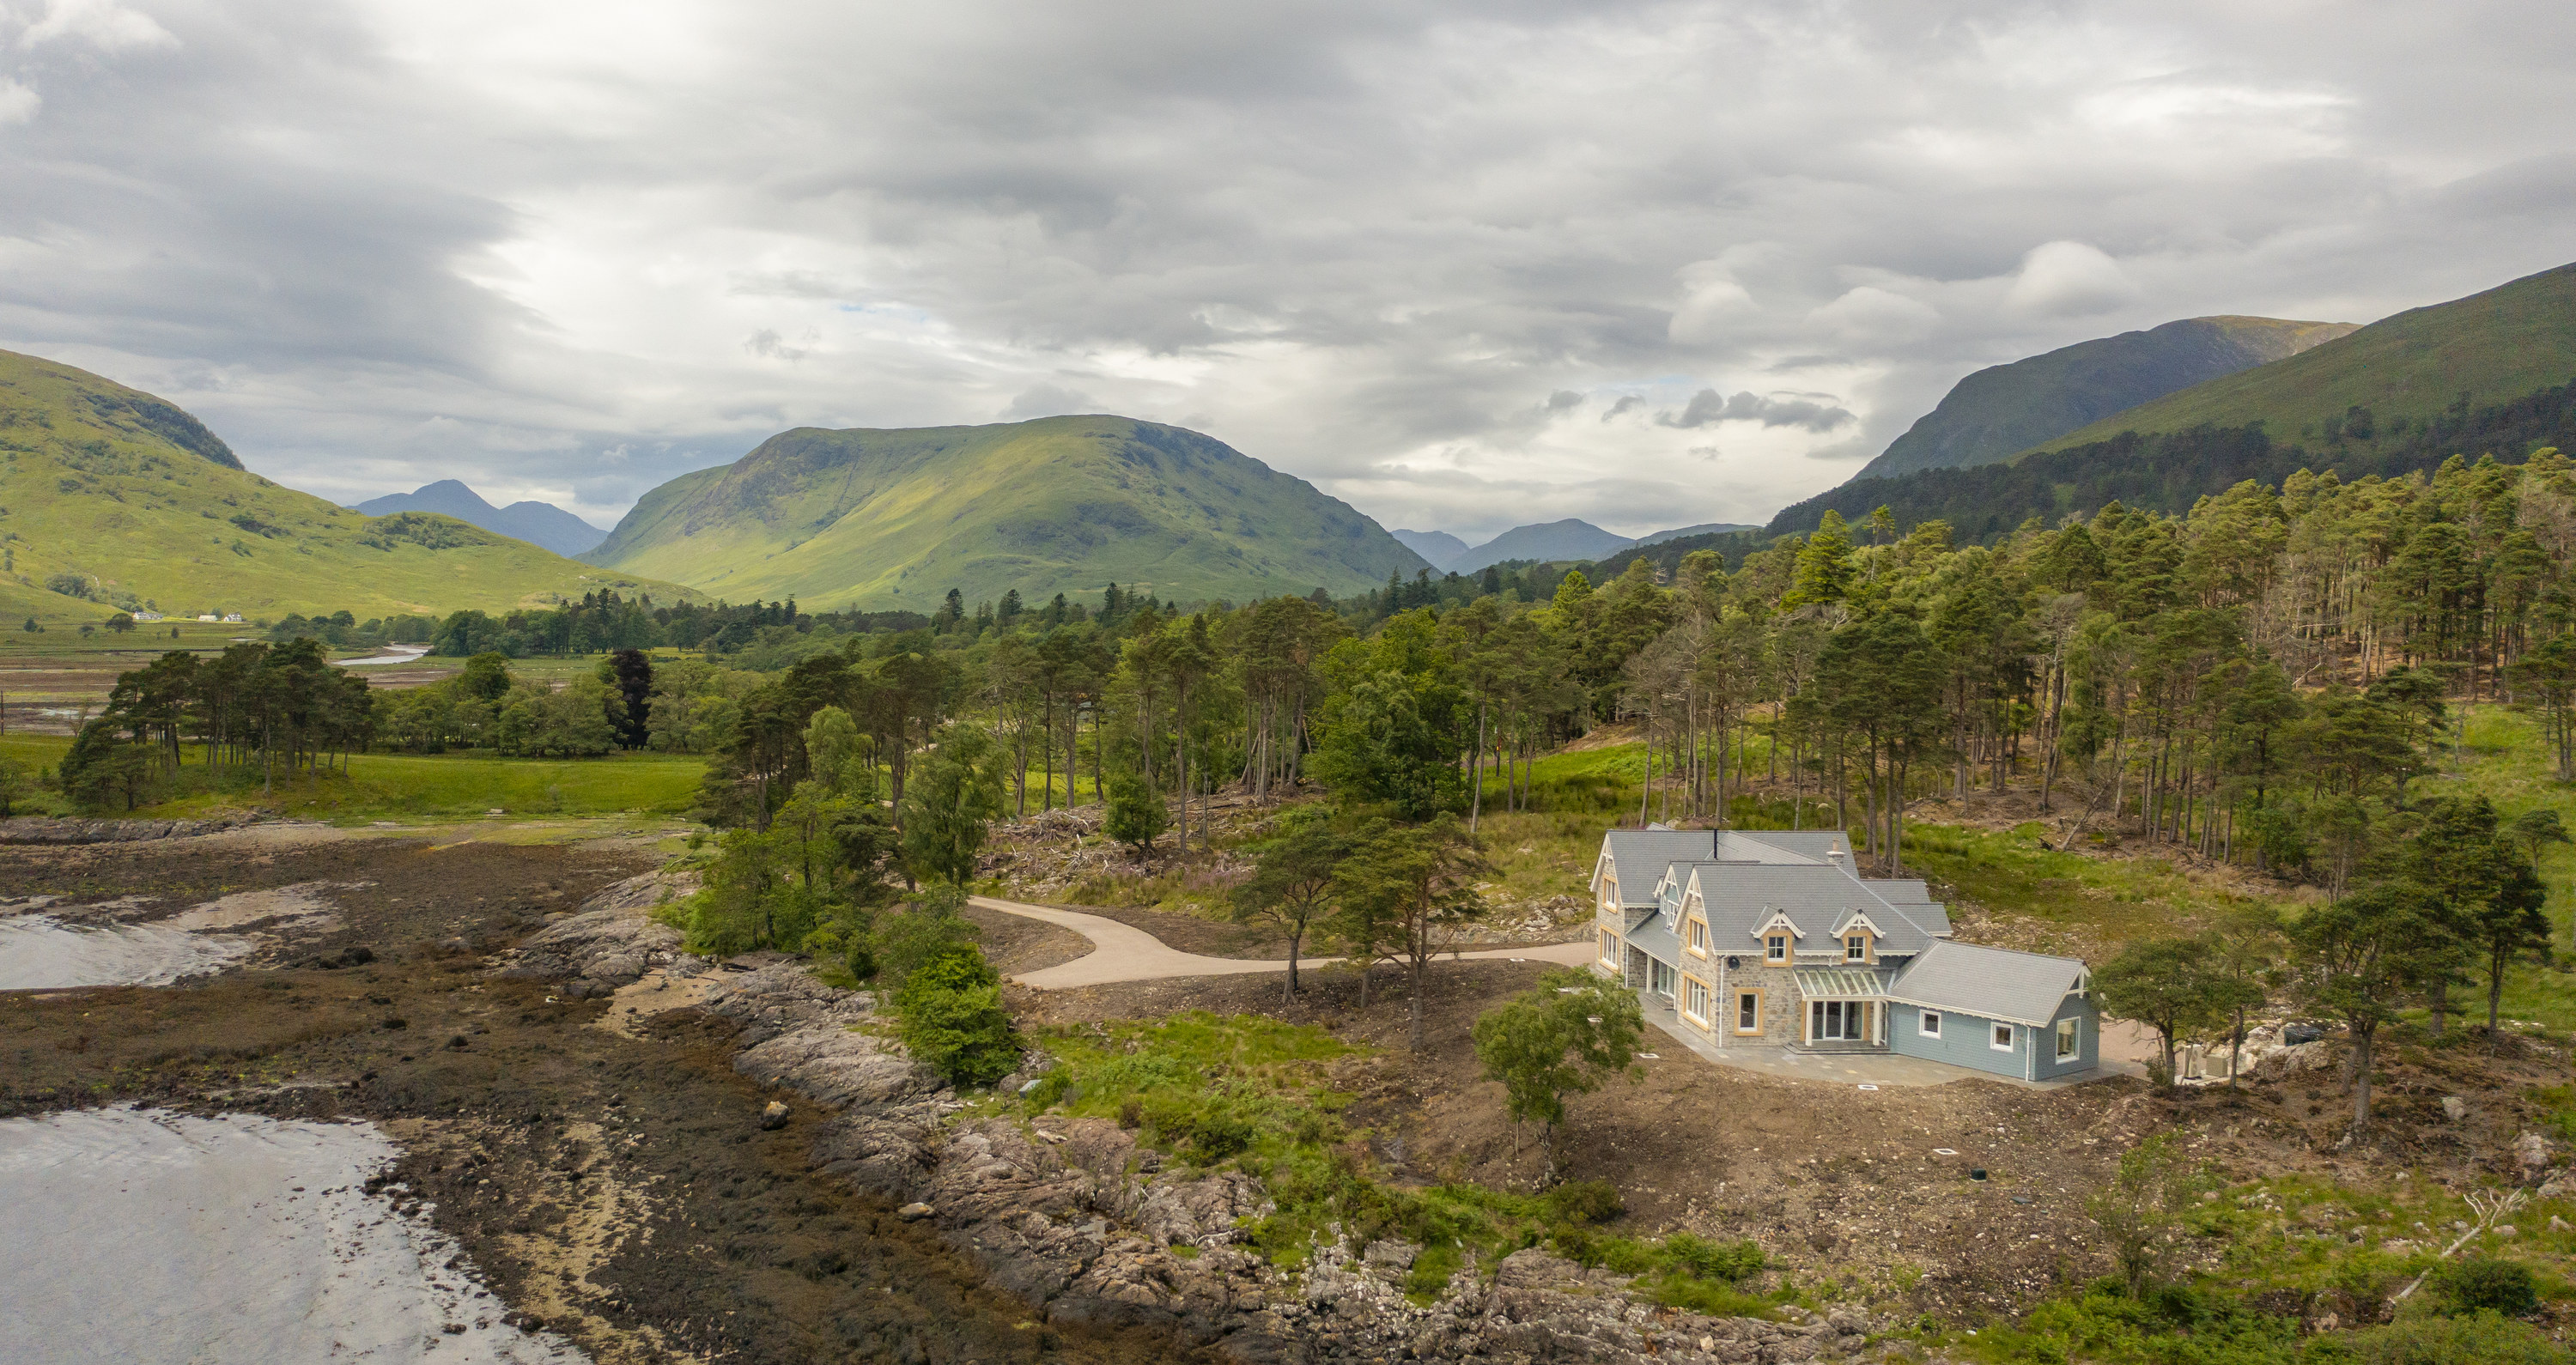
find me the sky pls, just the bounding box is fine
[3,1,2574,544]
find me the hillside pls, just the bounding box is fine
[0,349,690,620]
[582,416,1431,609]
[355,480,605,556]
[1760,261,2576,543]
[1634,521,1756,546]
[1390,528,1468,564]
[1856,315,2355,479]
[2029,262,2576,456]
[1446,519,1633,573]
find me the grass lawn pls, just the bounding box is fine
[0,732,707,826]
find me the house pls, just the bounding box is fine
[132,611,164,622]
[221,612,243,623]
[1591,826,2098,1081]
[196,614,220,623]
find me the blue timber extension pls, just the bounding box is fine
[1591,824,2098,1080]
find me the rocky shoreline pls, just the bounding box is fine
[514,879,1896,1365]
[0,813,263,844]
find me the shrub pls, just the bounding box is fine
[2433,1259,2540,1318]
[1104,769,1167,854]
[1544,1179,1625,1227]
[893,944,1018,1087]
[2339,1310,2571,1365]
[1662,1232,1765,1283]
[869,888,979,989]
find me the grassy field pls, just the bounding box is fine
[0,732,706,826]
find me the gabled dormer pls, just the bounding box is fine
[1833,910,1883,966]
[1753,909,1802,965]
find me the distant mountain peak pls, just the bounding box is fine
[1445,519,1634,573]
[354,481,605,557]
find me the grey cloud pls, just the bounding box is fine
[1662,389,1855,432]
[0,0,2572,532]
[1546,390,1583,410]
[1003,383,1096,421]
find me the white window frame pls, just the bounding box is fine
[1990,1022,2015,1053]
[2055,1016,2080,1059]
[1919,1010,1941,1038]
[1683,979,1710,1025]
[1600,930,1619,967]
[1765,934,1788,962]
[1736,991,1760,1034]
[1844,934,1867,962]
[1687,919,1707,955]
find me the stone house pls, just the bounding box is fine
[1591,825,2099,1081]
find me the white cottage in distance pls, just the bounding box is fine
[1591,825,2099,1082]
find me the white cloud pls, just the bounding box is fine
[0,78,34,123]
[2004,241,2142,318]
[21,0,175,50]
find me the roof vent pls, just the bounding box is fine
[1827,849,1847,860]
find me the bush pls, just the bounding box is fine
[2433,1259,2540,1318]
[870,888,979,989]
[1544,1179,1625,1226]
[893,944,1018,1087]
[1104,769,1167,853]
[2338,1310,2571,1365]
[1662,1232,1765,1283]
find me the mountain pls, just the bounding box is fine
[1390,528,1469,564]
[1854,316,2357,481]
[2026,263,2576,457]
[1764,262,2576,543]
[1634,522,1759,547]
[355,480,606,556]
[582,415,1432,609]
[0,349,690,620]
[1445,519,1634,573]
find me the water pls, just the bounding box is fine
[334,646,434,668]
[0,1107,585,1364]
[0,914,253,989]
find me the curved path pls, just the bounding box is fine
[969,895,1595,990]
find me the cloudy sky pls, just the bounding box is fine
[3,1,2573,543]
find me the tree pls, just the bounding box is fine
[1227,808,1346,1003]
[1104,768,1167,854]
[2208,907,2281,1089]
[899,724,1008,888]
[457,651,513,702]
[2093,937,2227,1085]
[1471,969,1643,1182]
[0,755,27,817]
[895,943,1019,1086]
[604,647,653,749]
[2470,858,2552,1036]
[1335,812,1492,1052]
[2085,1136,2205,1297]
[2293,883,2452,1137]
[106,613,134,634]
[869,887,981,987]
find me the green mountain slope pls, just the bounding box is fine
[583,416,1431,609]
[1856,316,2354,480]
[1761,261,2576,543]
[0,349,690,620]
[2027,263,2576,457]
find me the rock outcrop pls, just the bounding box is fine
[695,961,1891,1364]
[492,870,696,997]
[0,815,257,844]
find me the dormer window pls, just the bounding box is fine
[1765,934,1788,962]
[1844,935,1868,962]
[1687,919,1707,955]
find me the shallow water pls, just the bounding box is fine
[336,646,434,667]
[0,914,252,989]
[0,1108,585,1364]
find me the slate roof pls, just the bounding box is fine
[1885,941,2092,1028]
[1595,828,1722,907]
[1671,862,1953,957]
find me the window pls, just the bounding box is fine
[1765,934,1788,962]
[1736,991,1761,1034]
[1919,1010,1941,1038]
[1687,919,1707,955]
[2056,1016,2080,1059]
[1684,978,1710,1024]
[1844,934,1867,962]
[1600,930,1618,967]
[1990,1022,2015,1052]
[1810,1000,1865,1041]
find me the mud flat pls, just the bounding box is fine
[0,1107,583,1363]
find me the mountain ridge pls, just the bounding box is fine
[1856,315,2356,481]
[355,479,606,556]
[0,349,690,618]
[583,415,1432,608]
